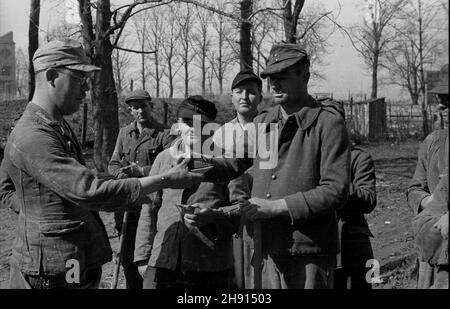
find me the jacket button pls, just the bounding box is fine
[136,161,139,164]
[266,193,271,198]
[271,175,277,180]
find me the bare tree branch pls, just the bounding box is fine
[113,46,157,54]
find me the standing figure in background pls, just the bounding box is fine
[408,78,448,289]
[212,69,263,288]
[108,89,175,289]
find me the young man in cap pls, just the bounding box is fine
[135,95,246,289]
[199,43,350,289]
[0,39,203,289]
[212,69,262,288]
[107,89,175,289]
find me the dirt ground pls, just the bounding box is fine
[0,140,421,289]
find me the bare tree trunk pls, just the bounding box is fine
[371,43,379,99]
[417,0,428,137]
[283,0,305,43]
[114,48,122,92]
[218,18,224,95]
[155,52,160,97]
[240,0,253,70]
[141,23,146,90]
[79,0,119,172]
[28,0,40,101]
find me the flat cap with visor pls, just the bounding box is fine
[260,43,309,79]
[32,39,100,74]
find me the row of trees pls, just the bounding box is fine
[23,0,339,172]
[348,0,448,137]
[19,0,449,170]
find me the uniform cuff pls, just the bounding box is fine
[284,193,310,225]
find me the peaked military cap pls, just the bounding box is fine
[124,89,152,104]
[260,43,309,78]
[33,39,100,73]
[231,69,262,90]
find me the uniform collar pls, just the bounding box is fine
[264,95,322,131]
[27,102,63,127]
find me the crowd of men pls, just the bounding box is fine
[0,38,447,289]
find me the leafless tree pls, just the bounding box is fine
[132,11,153,91]
[209,2,238,95]
[111,35,133,94]
[191,5,213,96]
[174,3,197,97]
[146,7,167,98]
[385,0,447,137]
[160,5,181,99]
[240,0,253,70]
[28,0,40,101]
[283,0,305,43]
[348,0,406,99]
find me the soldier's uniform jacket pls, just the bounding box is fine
[0,103,142,277]
[337,146,377,269]
[134,139,250,272]
[204,96,350,257]
[407,129,449,215]
[108,120,175,179]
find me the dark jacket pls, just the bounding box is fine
[0,103,142,276]
[108,121,175,179]
[337,146,377,269]
[407,129,448,215]
[134,140,250,272]
[205,96,350,257]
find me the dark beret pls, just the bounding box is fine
[124,89,152,104]
[178,95,217,122]
[260,43,309,78]
[231,69,262,90]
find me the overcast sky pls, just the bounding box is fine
[0,0,413,100]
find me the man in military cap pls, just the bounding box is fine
[212,69,262,288]
[0,39,203,289]
[408,77,448,289]
[199,43,350,289]
[108,89,175,289]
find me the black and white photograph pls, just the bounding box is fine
[0,0,448,293]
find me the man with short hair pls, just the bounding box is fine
[212,69,262,288]
[108,89,175,289]
[201,44,350,289]
[0,39,203,289]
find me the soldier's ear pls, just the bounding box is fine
[46,69,59,87]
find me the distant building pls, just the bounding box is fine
[0,31,16,99]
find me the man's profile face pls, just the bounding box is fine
[51,68,90,115]
[268,64,308,106]
[231,80,261,117]
[128,100,152,124]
